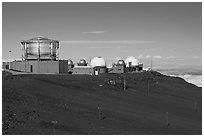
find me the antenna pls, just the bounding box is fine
[151,56,153,70]
[89,56,92,65]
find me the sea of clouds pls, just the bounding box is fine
[170,74,202,87]
[156,68,202,87]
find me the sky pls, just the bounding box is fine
[2,2,202,72]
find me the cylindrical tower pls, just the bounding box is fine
[20,36,59,61]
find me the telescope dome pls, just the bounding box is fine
[117,60,125,65]
[78,59,87,66]
[90,57,106,67]
[68,60,73,65]
[125,56,139,67]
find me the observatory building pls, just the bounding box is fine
[72,57,107,75]
[108,56,143,73]
[8,37,68,74]
[108,59,126,73]
[3,36,143,74]
[125,56,143,72]
[73,58,94,75]
[21,36,59,61]
[90,57,107,75]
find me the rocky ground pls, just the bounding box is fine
[2,70,202,135]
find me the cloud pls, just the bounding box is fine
[153,55,162,59]
[60,40,156,44]
[166,56,175,59]
[88,45,127,49]
[145,55,151,58]
[178,75,202,87]
[137,54,144,59]
[192,56,200,59]
[137,55,152,59]
[82,31,106,34]
[114,57,122,61]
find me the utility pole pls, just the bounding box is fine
[166,112,169,126]
[150,56,153,71]
[52,120,58,134]
[147,79,150,95]
[8,50,11,69]
[124,79,126,91]
[38,42,40,61]
[123,75,126,91]
[194,101,198,112]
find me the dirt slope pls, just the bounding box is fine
[2,71,202,135]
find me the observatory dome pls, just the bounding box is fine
[117,60,125,65]
[125,56,139,67]
[90,57,106,67]
[68,60,73,65]
[78,59,87,65]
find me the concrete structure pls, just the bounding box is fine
[73,66,93,75]
[9,60,68,74]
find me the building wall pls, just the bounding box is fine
[125,65,143,73]
[59,60,68,73]
[108,65,125,73]
[37,61,59,73]
[73,67,94,75]
[10,61,31,72]
[2,62,9,69]
[93,66,107,74]
[10,60,68,74]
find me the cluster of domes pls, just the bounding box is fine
[69,56,141,67]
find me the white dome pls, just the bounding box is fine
[90,57,106,67]
[125,56,139,67]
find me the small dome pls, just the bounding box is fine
[78,59,87,65]
[117,60,125,65]
[125,56,139,67]
[90,57,106,67]
[68,60,73,65]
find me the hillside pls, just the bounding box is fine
[2,71,202,135]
